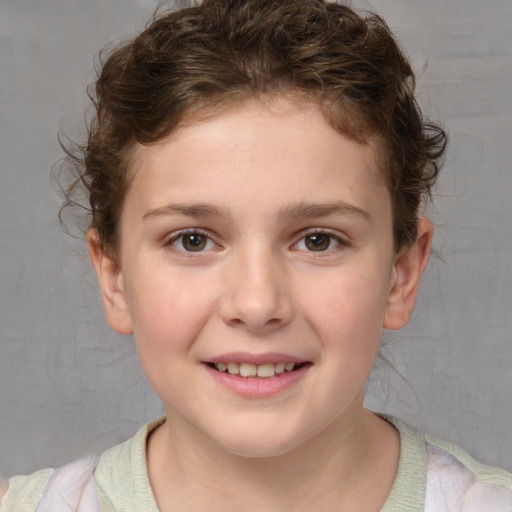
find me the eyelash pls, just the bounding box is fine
[164,228,348,255]
[164,229,219,255]
[292,229,348,255]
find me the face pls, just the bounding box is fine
[90,97,431,458]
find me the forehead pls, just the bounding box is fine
[125,97,389,220]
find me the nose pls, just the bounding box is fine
[220,245,293,334]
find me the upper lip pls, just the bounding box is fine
[204,352,308,365]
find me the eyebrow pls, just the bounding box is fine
[142,201,371,223]
[278,201,372,223]
[142,203,230,220]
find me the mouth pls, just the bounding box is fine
[205,361,309,379]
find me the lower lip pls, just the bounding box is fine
[203,364,311,398]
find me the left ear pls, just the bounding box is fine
[383,218,433,330]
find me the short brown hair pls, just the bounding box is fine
[62,0,446,255]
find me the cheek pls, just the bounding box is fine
[298,269,390,351]
[124,267,217,358]
[124,271,219,407]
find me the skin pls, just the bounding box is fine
[89,97,432,511]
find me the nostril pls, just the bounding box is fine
[219,277,294,333]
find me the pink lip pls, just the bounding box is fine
[205,352,306,365]
[203,361,312,399]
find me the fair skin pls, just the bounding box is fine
[89,97,432,512]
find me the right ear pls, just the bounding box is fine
[87,229,133,335]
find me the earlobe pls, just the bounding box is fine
[87,229,133,335]
[383,218,433,330]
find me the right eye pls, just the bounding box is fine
[169,231,216,252]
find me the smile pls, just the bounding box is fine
[204,358,312,397]
[209,362,299,378]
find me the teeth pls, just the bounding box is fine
[214,361,299,378]
[275,362,286,374]
[257,363,275,378]
[227,362,239,375]
[239,363,257,377]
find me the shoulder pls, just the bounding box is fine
[0,418,163,512]
[94,417,163,511]
[0,457,99,512]
[382,414,512,511]
[423,431,512,510]
[0,468,53,512]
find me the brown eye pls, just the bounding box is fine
[295,232,343,253]
[174,232,212,252]
[304,233,331,251]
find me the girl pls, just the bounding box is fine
[1,1,511,510]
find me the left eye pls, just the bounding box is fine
[172,232,216,252]
[295,232,342,252]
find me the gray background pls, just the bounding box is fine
[1,0,511,477]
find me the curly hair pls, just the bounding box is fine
[62,0,446,256]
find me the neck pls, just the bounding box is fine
[147,407,399,512]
